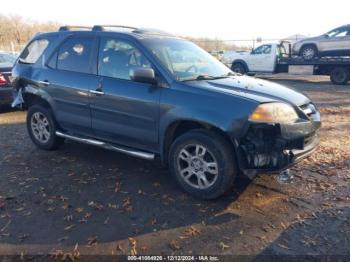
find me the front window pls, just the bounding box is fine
[252,44,272,55]
[142,38,231,81]
[98,37,152,80]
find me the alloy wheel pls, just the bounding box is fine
[177,144,219,189]
[31,112,51,143]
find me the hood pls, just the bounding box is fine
[222,51,251,63]
[186,75,310,106]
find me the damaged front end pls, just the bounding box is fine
[238,104,321,174]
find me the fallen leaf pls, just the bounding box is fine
[87,236,98,246]
[129,237,137,256]
[116,244,124,253]
[183,226,201,237]
[219,242,230,250]
[277,243,290,250]
[169,240,181,250]
[64,224,75,231]
[58,236,69,242]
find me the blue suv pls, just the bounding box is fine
[11,25,321,199]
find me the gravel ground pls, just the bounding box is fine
[0,76,349,260]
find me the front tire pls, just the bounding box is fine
[232,63,247,75]
[27,105,64,150]
[169,130,237,199]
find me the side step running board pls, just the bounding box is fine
[55,131,155,160]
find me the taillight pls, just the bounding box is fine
[0,73,7,85]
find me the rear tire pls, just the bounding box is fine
[168,129,237,199]
[27,105,64,150]
[300,45,318,60]
[330,67,350,85]
[231,63,247,75]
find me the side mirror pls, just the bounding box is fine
[324,34,329,38]
[251,48,255,54]
[130,67,157,85]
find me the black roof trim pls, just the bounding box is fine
[58,26,92,31]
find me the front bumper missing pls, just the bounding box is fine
[238,119,321,175]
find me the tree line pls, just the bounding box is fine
[0,14,58,51]
[0,14,241,53]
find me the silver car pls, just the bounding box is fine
[293,25,350,60]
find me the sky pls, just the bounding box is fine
[2,0,349,40]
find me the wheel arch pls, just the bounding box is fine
[161,119,237,165]
[22,85,55,110]
[231,59,249,73]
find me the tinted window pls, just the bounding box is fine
[47,51,57,69]
[57,37,94,73]
[98,37,151,80]
[19,39,50,64]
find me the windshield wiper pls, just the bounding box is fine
[182,74,232,82]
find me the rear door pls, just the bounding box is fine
[42,34,98,136]
[89,35,161,152]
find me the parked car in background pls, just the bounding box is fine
[12,25,320,199]
[293,25,350,60]
[0,52,16,108]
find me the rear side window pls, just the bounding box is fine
[19,39,50,64]
[57,37,94,74]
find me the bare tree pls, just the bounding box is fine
[0,14,59,52]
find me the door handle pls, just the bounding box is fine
[89,89,104,95]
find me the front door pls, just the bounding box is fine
[89,36,161,152]
[248,44,275,72]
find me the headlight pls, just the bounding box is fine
[249,102,298,124]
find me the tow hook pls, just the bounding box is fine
[276,169,294,184]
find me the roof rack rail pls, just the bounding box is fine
[59,26,92,32]
[92,25,138,31]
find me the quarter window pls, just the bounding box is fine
[19,38,50,64]
[98,37,151,80]
[57,37,94,73]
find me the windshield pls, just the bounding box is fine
[141,38,232,81]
